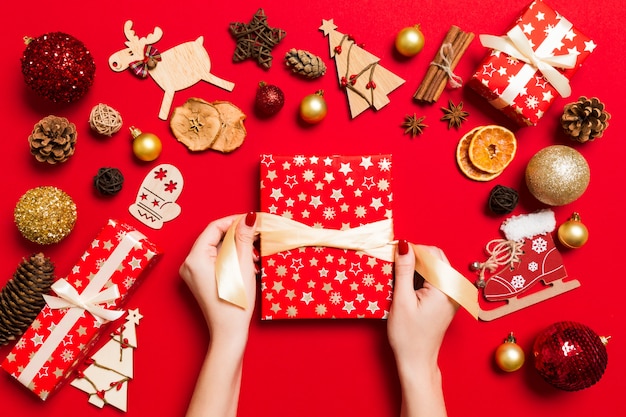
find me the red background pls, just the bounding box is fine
[0,0,623,416]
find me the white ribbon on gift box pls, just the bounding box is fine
[479,18,579,109]
[216,213,480,319]
[17,229,145,389]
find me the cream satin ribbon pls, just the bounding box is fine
[17,228,144,387]
[480,19,578,107]
[216,213,479,319]
[43,279,125,323]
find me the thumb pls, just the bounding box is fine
[393,240,417,296]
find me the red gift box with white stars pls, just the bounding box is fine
[259,154,394,319]
[1,219,161,400]
[468,0,596,126]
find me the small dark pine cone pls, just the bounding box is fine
[488,185,519,214]
[560,96,610,143]
[0,253,55,346]
[93,167,124,196]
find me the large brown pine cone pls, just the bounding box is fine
[28,115,77,164]
[0,253,55,346]
[560,96,610,143]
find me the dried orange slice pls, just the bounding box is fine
[456,127,502,181]
[468,125,517,174]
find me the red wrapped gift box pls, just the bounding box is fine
[259,154,394,319]
[1,219,161,400]
[467,0,596,126]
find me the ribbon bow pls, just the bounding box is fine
[129,45,162,78]
[480,22,578,98]
[43,279,125,323]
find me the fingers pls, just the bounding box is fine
[393,240,417,297]
[191,214,242,253]
[235,212,258,250]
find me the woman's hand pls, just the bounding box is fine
[180,212,258,417]
[387,241,459,417]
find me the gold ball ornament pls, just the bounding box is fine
[495,333,525,372]
[395,25,425,57]
[299,90,327,124]
[130,126,162,161]
[525,145,590,206]
[558,212,589,248]
[14,186,77,245]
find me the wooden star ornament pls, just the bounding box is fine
[229,8,286,69]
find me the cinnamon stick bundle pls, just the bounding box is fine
[414,26,474,103]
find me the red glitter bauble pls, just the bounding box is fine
[533,321,608,391]
[21,32,96,103]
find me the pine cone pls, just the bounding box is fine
[0,253,55,346]
[284,48,327,79]
[28,115,77,164]
[560,96,610,143]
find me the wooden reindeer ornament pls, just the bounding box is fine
[109,21,235,120]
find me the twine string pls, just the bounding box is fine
[474,239,524,287]
[430,43,463,88]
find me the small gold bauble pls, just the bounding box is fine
[299,90,327,124]
[525,145,590,206]
[130,126,162,161]
[395,25,425,57]
[558,212,589,249]
[495,333,525,372]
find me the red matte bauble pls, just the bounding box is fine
[22,32,96,103]
[533,321,608,391]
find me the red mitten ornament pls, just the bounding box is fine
[22,32,96,103]
[533,321,609,391]
[475,210,580,320]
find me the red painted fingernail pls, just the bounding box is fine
[245,211,256,227]
[398,240,409,255]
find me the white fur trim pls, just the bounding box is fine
[500,209,556,241]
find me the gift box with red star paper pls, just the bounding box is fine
[1,219,161,400]
[467,0,595,126]
[259,154,394,319]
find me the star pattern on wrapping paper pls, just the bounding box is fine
[229,8,286,69]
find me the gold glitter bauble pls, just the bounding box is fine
[525,145,590,206]
[14,186,77,245]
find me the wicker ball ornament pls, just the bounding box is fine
[488,185,519,214]
[533,321,609,391]
[21,32,96,103]
[89,103,123,136]
[93,167,124,195]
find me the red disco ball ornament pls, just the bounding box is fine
[533,321,609,391]
[21,32,96,103]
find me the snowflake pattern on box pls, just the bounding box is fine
[484,215,566,301]
[1,220,160,400]
[468,0,596,126]
[260,154,393,319]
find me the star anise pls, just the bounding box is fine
[402,114,427,138]
[440,100,469,129]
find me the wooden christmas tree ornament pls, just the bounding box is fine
[108,21,235,120]
[320,19,405,118]
[71,309,143,412]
